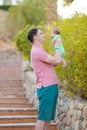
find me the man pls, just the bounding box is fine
[27,28,62,130]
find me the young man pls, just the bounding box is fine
[27,28,62,130]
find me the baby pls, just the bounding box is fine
[51,28,66,68]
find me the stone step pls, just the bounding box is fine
[0,61,22,66]
[0,108,38,116]
[0,103,32,108]
[0,77,22,80]
[0,89,24,94]
[0,91,24,95]
[0,73,21,75]
[0,99,28,104]
[0,74,21,77]
[0,67,21,70]
[0,87,23,91]
[0,84,23,87]
[0,80,22,83]
[0,93,25,99]
[0,81,22,87]
[0,85,23,88]
[0,71,22,74]
[0,72,21,74]
[0,115,37,124]
[0,79,22,81]
[0,123,58,130]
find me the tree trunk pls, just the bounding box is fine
[45,0,58,23]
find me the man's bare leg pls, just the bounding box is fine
[44,121,50,130]
[35,120,45,130]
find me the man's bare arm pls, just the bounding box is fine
[45,50,62,66]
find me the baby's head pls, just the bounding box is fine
[51,28,60,38]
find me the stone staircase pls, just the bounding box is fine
[0,50,58,130]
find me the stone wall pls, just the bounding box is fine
[22,61,87,130]
[22,60,38,108]
[57,90,87,130]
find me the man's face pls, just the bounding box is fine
[36,29,44,44]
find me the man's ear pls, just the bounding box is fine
[33,35,37,41]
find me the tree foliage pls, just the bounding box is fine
[45,0,58,23]
[63,0,74,5]
[55,14,87,98]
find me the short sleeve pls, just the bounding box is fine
[33,47,49,62]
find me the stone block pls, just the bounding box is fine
[73,110,77,120]
[83,107,87,120]
[77,110,83,120]
[59,113,66,121]
[79,103,85,110]
[74,101,79,110]
[65,126,72,130]
[82,120,87,129]
[75,120,80,130]
[71,117,75,130]
[62,117,67,126]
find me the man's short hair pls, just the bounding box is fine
[27,28,39,43]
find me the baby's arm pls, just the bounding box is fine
[52,38,61,48]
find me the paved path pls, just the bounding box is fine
[0,46,58,130]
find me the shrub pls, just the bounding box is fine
[56,15,87,98]
[15,15,87,98]
[14,22,45,60]
[0,5,11,11]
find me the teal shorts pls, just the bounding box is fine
[37,84,58,121]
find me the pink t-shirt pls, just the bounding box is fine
[30,44,58,88]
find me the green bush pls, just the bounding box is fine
[56,15,87,98]
[0,5,11,11]
[15,15,87,99]
[14,22,45,60]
